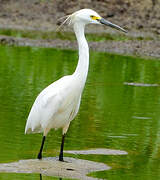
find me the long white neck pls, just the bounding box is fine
[73,22,89,86]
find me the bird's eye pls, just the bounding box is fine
[90,15,101,20]
[90,15,95,19]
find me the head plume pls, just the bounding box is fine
[57,13,76,31]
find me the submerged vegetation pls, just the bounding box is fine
[0,45,160,179]
[0,0,159,179]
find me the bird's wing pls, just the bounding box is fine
[25,76,70,134]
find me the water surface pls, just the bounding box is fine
[0,45,160,179]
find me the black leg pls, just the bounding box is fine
[40,174,42,180]
[37,136,46,159]
[59,134,65,161]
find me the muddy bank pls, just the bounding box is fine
[0,0,160,34]
[64,148,128,155]
[0,0,159,58]
[0,157,110,180]
[0,149,129,179]
[0,35,159,58]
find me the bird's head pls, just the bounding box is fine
[60,9,127,33]
[71,9,101,25]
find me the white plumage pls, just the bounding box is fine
[25,9,126,161]
[25,75,82,136]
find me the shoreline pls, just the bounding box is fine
[0,0,159,59]
[0,34,160,59]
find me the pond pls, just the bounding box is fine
[0,45,160,179]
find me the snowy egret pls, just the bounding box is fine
[25,9,126,161]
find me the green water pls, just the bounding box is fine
[0,45,160,179]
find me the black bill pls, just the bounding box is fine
[99,18,127,33]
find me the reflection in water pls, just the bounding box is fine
[0,45,160,179]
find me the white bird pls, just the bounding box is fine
[25,9,126,161]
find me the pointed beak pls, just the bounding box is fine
[99,18,127,33]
